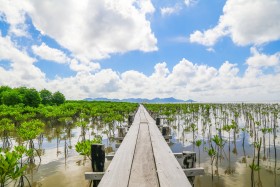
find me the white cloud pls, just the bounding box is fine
[135,0,155,14]
[189,0,280,46]
[25,0,157,61]
[69,59,100,73]
[0,0,31,36]
[0,33,46,88]
[0,28,280,102]
[32,43,70,64]
[160,0,197,16]
[206,47,215,52]
[184,0,196,7]
[160,5,181,16]
[190,25,228,46]
[246,47,280,68]
[244,47,280,79]
[0,0,157,61]
[1,43,280,101]
[151,62,169,78]
[31,43,100,73]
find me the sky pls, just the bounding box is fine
[0,0,280,102]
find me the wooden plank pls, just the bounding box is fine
[140,110,148,123]
[141,105,192,187]
[128,122,159,187]
[85,172,104,180]
[173,153,183,158]
[105,154,114,160]
[106,152,182,160]
[85,168,205,181]
[98,109,141,187]
[183,168,205,176]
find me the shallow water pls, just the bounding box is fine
[169,116,280,187]
[1,116,280,187]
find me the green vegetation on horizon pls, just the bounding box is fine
[0,86,65,107]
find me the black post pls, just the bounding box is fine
[91,144,105,187]
[156,117,160,126]
[128,115,134,127]
[162,126,167,136]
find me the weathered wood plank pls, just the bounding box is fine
[183,168,205,176]
[98,108,141,187]
[142,105,192,187]
[173,152,183,158]
[106,152,183,160]
[85,168,205,181]
[105,154,114,160]
[140,111,148,123]
[128,122,159,187]
[85,172,104,180]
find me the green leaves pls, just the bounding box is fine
[249,163,260,171]
[40,89,53,105]
[0,86,66,107]
[18,120,45,140]
[212,135,223,147]
[207,148,216,157]
[190,123,197,131]
[0,118,14,132]
[52,91,65,106]
[75,137,102,159]
[0,147,27,186]
[195,140,202,147]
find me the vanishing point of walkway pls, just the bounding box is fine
[98,105,191,187]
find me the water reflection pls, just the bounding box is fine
[1,123,117,187]
[169,113,280,187]
[1,103,280,187]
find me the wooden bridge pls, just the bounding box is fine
[87,105,198,186]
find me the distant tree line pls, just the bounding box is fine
[0,86,65,107]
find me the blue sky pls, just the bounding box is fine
[0,0,280,102]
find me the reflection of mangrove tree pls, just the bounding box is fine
[0,100,138,186]
[0,118,14,150]
[145,103,280,184]
[17,120,45,164]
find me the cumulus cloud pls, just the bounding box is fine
[190,0,280,46]
[32,43,70,64]
[26,0,157,61]
[69,59,100,73]
[1,37,280,102]
[151,62,169,78]
[31,43,100,72]
[244,47,280,79]
[0,33,46,88]
[0,0,157,61]
[246,47,280,68]
[0,0,31,36]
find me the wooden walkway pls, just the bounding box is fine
[98,105,191,187]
